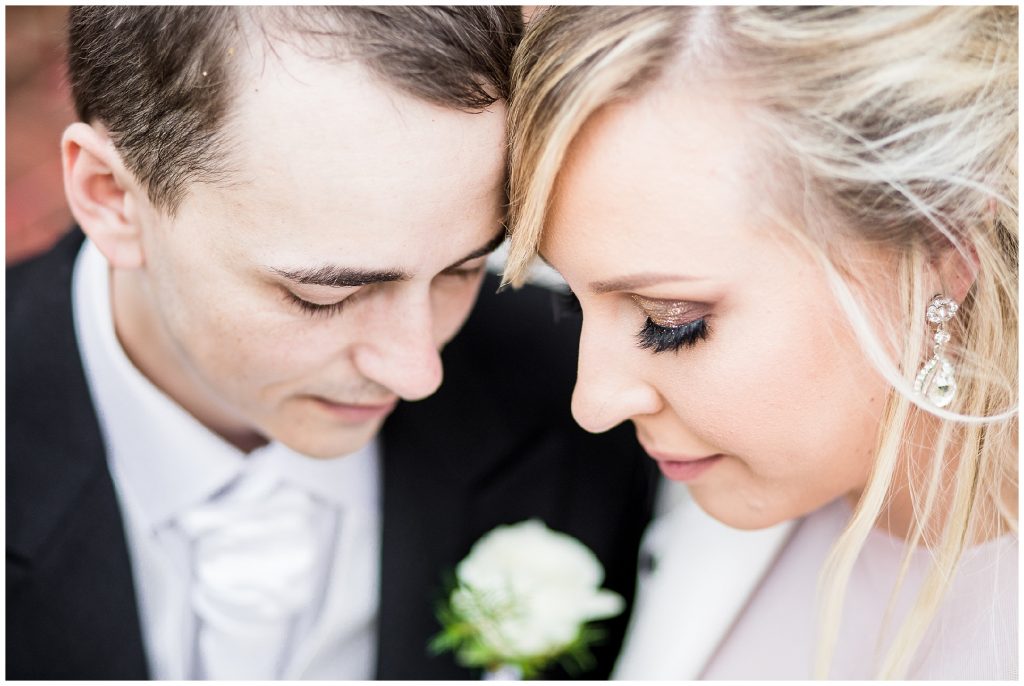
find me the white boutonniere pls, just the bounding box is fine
[430,519,625,679]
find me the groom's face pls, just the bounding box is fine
[130,45,506,458]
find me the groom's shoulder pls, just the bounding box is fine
[7,229,85,393]
[7,228,83,330]
[7,228,93,440]
[7,229,111,558]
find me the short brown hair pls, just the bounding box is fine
[67,6,522,213]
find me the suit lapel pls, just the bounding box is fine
[612,487,796,679]
[374,277,550,679]
[7,230,149,679]
[374,404,477,679]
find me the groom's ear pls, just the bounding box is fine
[61,122,147,269]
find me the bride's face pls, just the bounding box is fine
[540,89,892,530]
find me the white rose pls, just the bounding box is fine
[453,519,625,660]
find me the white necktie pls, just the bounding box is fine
[178,469,320,679]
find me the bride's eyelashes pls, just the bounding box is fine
[636,317,709,353]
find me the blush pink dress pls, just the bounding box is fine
[702,497,1018,680]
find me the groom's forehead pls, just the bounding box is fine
[68,7,519,215]
[177,50,508,267]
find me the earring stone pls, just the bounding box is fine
[914,295,958,407]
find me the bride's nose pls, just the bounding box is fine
[570,318,662,433]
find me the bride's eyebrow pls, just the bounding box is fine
[534,251,703,295]
[590,273,702,295]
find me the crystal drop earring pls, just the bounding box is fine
[913,294,958,407]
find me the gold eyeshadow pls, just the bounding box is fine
[630,294,710,328]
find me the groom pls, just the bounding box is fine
[7,7,656,680]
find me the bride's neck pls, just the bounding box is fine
[846,415,1016,547]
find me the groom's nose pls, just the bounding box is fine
[351,289,444,401]
[571,317,661,433]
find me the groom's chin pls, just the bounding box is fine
[287,424,384,460]
[267,409,394,460]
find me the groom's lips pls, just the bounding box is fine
[308,395,398,423]
[638,441,724,482]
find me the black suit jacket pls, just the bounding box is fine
[7,230,657,680]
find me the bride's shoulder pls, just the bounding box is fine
[614,481,799,679]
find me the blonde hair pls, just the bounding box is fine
[505,6,1017,679]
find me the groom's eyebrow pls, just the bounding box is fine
[270,231,505,288]
[271,265,410,288]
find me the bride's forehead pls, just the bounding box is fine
[559,94,762,200]
[547,108,767,243]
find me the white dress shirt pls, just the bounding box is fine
[72,239,381,679]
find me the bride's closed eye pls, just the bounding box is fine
[631,295,711,354]
[552,290,711,353]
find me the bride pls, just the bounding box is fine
[503,6,1017,680]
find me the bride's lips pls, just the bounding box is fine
[638,442,724,482]
[308,396,398,423]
